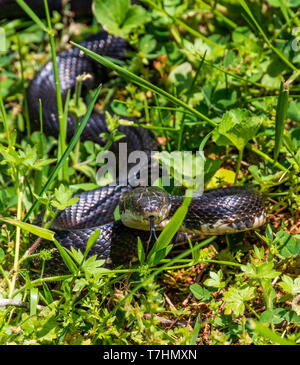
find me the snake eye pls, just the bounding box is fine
[119,187,171,230]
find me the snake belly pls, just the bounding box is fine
[3,1,266,267]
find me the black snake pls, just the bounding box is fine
[2,0,266,267]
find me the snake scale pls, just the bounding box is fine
[1,0,266,267]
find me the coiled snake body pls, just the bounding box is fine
[3,1,266,266]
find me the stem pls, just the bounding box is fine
[17,36,30,138]
[34,99,44,194]
[43,0,68,182]
[72,76,84,166]
[9,180,23,298]
[0,264,11,292]
[0,96,11,148]
[246,143,288,172]
[245,303,260,320]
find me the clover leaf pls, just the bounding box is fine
[94,0,149,38]
[213,108,266,151]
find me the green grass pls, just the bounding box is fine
[0,0,299,345]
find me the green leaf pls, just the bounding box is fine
[266,224,274,243]
[30,288,39,316]
[68,246,107,276]
[278,275,300,295]
[36,315,58,341]
[260,308,287,325]
[51,184,79,211]
[190,284,212,302]
[69,96,87,118]
[0,248,4,263]
[223,286,255,317]
[275,231,300,258]
[274,81,289,161]
[53,239,78,274]
[148,245,173,267]
[241,262,280,279]
[259,310,273,323]
[206,168,235,189]
[168,62,193,93]
[204,270,225,289]
[190,314,201,345]
[81,255,108,276]
[253,245,265,261]
[137,237,145,265]
[261,74,281,88]
[73,278,89,292]
[0,217,54,241]
[147,195,192,266]
[93,0,149,37]
[213,108,265,151]
[42,283,53,305]
[287,100,300,123]
[139,34,157,56]
[84,228,101,261]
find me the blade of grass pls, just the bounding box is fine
[15,0,48,32]
[71,41,292,175]
[34,99,45,195]
[199,131,213,152]
[239,0,297,72]
[16,0,68,182]
[43,0,68,182]
[114,100,195,115]
[17,36,30,138]
[8,186,23,298]
[30,288,39,316]
[274,81,289,162]
[147,195,192,265]
[0,217,54,241]
[190,314,201,345]
[52,238,78,274]
[70,41,217,128]
[23,84,102,222]
[0,95,11,149]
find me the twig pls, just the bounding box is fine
[163,292,177,311]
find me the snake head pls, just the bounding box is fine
[119,187,171,231]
